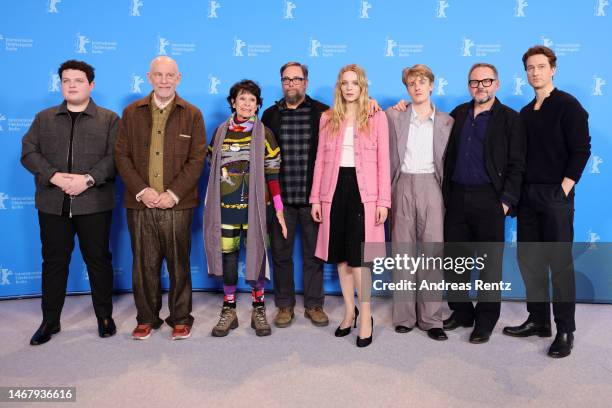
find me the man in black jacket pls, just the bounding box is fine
[503,46,591,358]
[442,63,526,344]
[261,62,330,328]
[21,60,119,345]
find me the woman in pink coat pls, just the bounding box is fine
[310,64,391,347]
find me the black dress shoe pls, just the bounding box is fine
[395,325,413,334]
[443,314,474,331]
[335,306,359,337]
[548,332,574,358]
[30,322,61,346]
[427,328,448,341]
[469,327,492,344]
[97,317,117,338]
[503,320,552,338]
[356,317,373,348]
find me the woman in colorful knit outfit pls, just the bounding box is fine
[204,80,287,337]
[310,65,391,347]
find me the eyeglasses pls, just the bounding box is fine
[468,78,496,88]
[281,77,305,85]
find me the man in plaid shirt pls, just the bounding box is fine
[262,62,330,328]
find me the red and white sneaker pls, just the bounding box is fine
[171,324,191,340]
[132,324,153,340]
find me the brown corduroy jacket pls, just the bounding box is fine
[115,93,206,210]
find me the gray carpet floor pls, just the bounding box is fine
[1,293,611,408]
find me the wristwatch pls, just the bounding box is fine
[85,174,95,187]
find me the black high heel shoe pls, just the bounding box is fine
[356,317,374,348]
[334,306,359,337]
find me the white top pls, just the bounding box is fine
[340,126,355,167]
[401,108,435,174]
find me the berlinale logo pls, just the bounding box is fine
[359,0,372,19]
[48,73,60,92]
[208,1,221,18]
[309,38,321,57]
[436,1,449,18]
[208,74,221,94]
[0,267,13,285]
[461,37,475,56]
[384,37,397,57]
[590,155,603,174]
[47,0,61,13]
[595,0,608,16]
[514,0,528,17]
[513,75,527,95]
[131,74,144,93]
[436,78,448,96]
[233,37,246,56]
[284,1,296,19]
[130,0,143,16]
[75,33,90,54]
[157,36,170,55]
[592,75,606,96]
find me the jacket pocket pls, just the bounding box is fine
[174,134,192,156]
[363,140,378,162]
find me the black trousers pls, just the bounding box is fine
[444,183,505,332]
[517,184,576,333]
[38,210,114,325]
[270,204,324,309]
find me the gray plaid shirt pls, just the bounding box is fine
[278,101,312,205]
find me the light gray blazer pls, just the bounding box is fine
[386,104,454,189]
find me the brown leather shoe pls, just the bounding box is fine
[304,306,329,327]
[171,324,191,340]
[274,307,295,328]
[132,324,153,340]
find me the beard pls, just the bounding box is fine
[284,89,305,105]
[475,94,491,104]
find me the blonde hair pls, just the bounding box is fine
[324,64,370,136]
[402,64,435,86]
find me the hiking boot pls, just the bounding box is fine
[251,305,272,336]
[274,307,295,328]
[212,306,238,337]
[304,306,329,327]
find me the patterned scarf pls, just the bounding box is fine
[228,114,255,132]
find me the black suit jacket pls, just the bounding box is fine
[442,98,526,217]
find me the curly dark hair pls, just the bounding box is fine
[227,79,263,114]
[58,59,95,83]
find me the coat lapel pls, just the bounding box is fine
[396,104,412,164]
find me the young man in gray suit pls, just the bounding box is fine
[386,64,453,341]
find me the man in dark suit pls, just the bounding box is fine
[442,63,526,344]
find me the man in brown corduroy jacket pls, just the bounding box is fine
[115,56,206,341]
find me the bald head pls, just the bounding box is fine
[147,56,181,103]
[149,56,179,73]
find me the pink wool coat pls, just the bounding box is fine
[309,110,391,262]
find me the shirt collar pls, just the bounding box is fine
[152,93,175,110]
[410,104,436,124]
